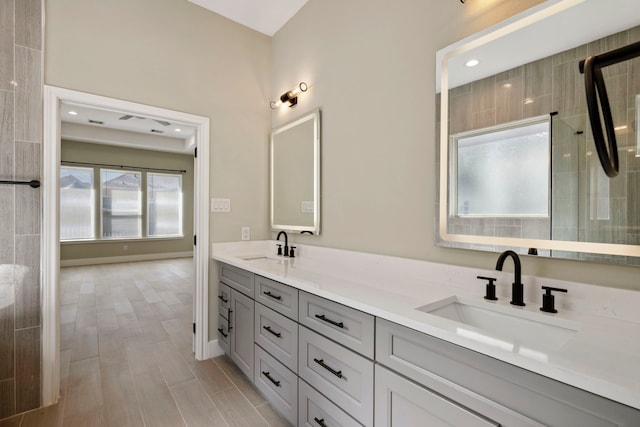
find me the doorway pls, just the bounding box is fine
[42,86,210,406]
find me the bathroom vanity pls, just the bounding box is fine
[212,241,640,426]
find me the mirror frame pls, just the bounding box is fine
[270,108,321,234]
[437,0,640,258]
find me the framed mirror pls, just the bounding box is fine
[270,108,321,234]
[437,0,640,264]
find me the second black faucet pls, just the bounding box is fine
[495,250,525,307]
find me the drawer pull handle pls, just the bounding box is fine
[262,371,281,387]
[313,358,343,379]
[218,294,228,303]
[314,417,327,427]
[217,327,228,338]
[228,309,233,330]
[314,314,344,328]
[263,325,282,338]
[264,291,282,300]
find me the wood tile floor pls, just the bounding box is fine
[0,258,290,427]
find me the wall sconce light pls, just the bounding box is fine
[270,82,308,109]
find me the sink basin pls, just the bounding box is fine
[416,296,580,355]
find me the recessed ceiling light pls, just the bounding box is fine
[68,111,78,116]
[465,59,480,67]
[175,128,182,133]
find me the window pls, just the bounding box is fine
[147,173,183,237]
[452,117,550,217]
[60,165,184,242]
[60,166,95,240]
[101,169,142,238]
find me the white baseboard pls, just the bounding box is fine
[206,339,225,359]
[60,251,193,267]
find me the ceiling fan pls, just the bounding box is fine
[119,114,171,127]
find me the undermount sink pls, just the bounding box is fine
[416,296,581,355]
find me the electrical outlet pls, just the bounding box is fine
[241,226,250,241]
[123,245,128,251]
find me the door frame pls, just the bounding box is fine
[42,86,210,405]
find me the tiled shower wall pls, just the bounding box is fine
[0,0,43,419]
[438,25,640,264]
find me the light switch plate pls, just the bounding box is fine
[211,197,231,213]
[301,201,315,213]
[241,226,250,241]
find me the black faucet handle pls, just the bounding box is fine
[276,244,282,256]
[289,246,296,258]
[540,286,568,313]
[477,276,498,301]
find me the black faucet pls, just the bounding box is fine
[495,250,525,306]
[277,231,289,257]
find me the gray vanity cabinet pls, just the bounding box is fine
[375,318,640,427]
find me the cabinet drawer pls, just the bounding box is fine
[217,314,230,354]
[255,303,298,373]
[299,291,374,358]
[254,344,297,426]
[255,275,298,320]
[218,282,231,319]
[375,364,498,427]
[376,318,640,427]
[219,263,254,297]
[299,379,362,427]
[299,326,373,426]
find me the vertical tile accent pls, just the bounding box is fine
[14,0,42,51]
[15,327,40,413]
[15,46,42,143]
[0,91,14,177]
[14,141,41,236]
[2,0,43,418]
[0,188,14,264]
[0,294,14,381]
[15,235,40,329]
[0,378,16,419]
[0,0,14,93]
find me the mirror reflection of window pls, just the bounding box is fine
[452,117,550,218]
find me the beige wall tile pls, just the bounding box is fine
[0,91,14,177]
[15,327,40,413]
[0,0,14,93]
[14,47,42,143]
[15,0,41,51]
[14,235,40,329]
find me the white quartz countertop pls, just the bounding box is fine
[211,240,640,411]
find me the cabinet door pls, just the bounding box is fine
[375,365,499,427]
[230,289,254,381]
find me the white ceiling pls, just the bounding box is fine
[60,103,197,154]
[187,0,309,36]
